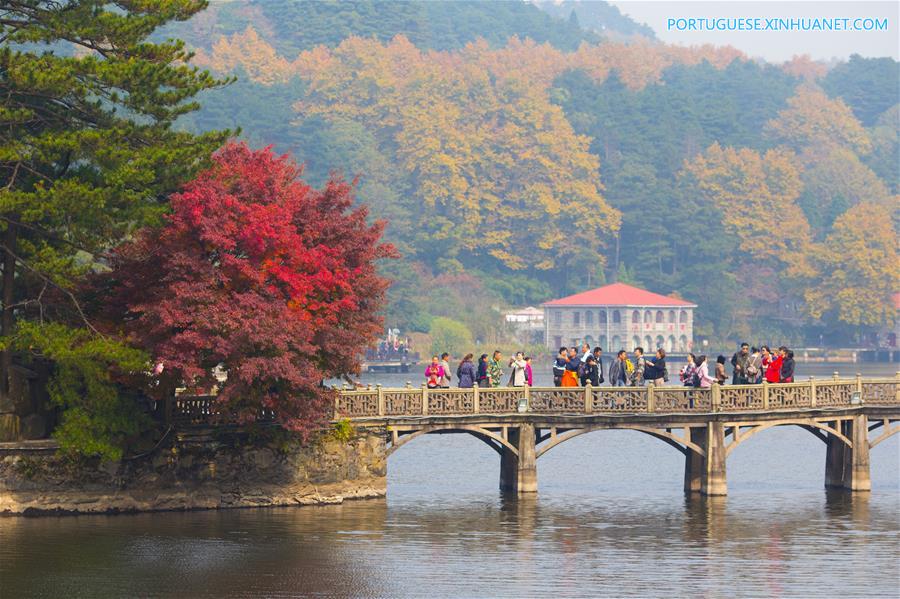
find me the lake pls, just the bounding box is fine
[1,362,898,597]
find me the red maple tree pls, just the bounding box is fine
[94,142,395,433]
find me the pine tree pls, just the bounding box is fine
[0,0,231,454]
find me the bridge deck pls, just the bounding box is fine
[334,376,899,421]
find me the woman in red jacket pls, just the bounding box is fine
[765,346,783,383]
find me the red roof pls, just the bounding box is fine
[542,282,696,307]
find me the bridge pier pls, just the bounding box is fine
[499,423,537,494]
[701,421,728,496]
[683,426,705,493]
[824,428,846,488]
[824,415,871,491]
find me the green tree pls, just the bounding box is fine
[0,0,231,456]
[429,317,474,357]
[822,54,900,126]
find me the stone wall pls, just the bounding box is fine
[0,427,387,515]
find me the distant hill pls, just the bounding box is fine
[534,0,656,40]
[168,0,602,53]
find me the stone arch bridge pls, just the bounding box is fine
[330,375,900,496]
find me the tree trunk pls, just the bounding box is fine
[1,218,17,397]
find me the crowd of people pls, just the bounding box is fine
[423,342,797,389]
[424,351,535,388]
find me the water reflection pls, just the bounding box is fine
[1,488,898,598]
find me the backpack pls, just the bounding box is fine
[691,370,702,388]
[662,367,669,383]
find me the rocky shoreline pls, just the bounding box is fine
[0,429,387,516]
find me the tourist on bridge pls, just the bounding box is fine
[731,343,751,384]
[644,348,667,385]
[630,347,646,386]
[715,355,728,385]
[525,356,534,387]
[609,350,629,387]
[457,354,477,388]
[579,342,592,364]
[760,346,774,379]
[592,347,605,385]
[561,347,580,387]
[476,354,490,388]
[679,353,697,386]
[581,346,605,387]
[439,352,452,388]
[747,347,763,384]
[508,352,528,387]
[780,347,795,383]
[694,355,717,388]
[553,348,567,386]
[580,346,604,385]
[584,355,601,386]
[425,357,445,389]
[489,350,504,387]
[765,347,783,383]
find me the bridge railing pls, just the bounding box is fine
[334,374,900,419]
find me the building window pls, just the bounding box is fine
[631,336,641,351]
[668,310,676,323]
[600,335,607,349]
[573,311,581,326]
[554,336,563,349]
[585,311,593,326]
[613,310,621,324]
[553,310,562,326]
[644,310,652,324]
[656,310,664,323]
[632,310,640,323]
[680,310,688,323]
[612,335,621,350]
[599,310,607,324]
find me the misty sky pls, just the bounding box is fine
[609,1,898,62]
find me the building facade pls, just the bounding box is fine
[542,283,696,353]
[504,306,545,344]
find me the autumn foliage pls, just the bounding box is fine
[95,143,395,433]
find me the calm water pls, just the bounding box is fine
[2,362,898,598]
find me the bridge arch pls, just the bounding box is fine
[868,418,900,449]
[386,425,519,458]
[724,419,852,457]
[534,425,707,460]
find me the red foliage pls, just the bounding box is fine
[96,143,396,433]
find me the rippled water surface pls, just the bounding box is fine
[1,362,898,597]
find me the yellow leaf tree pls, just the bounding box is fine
[804,203,900,327]
[765,85,872,154]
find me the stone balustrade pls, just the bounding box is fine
[333,375,899,419]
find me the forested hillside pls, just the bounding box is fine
[168,0,605,53]
[173,1,899,347]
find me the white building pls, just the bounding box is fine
[542,282,697,353]
[505,306,544,324]
[505,306,544,344]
